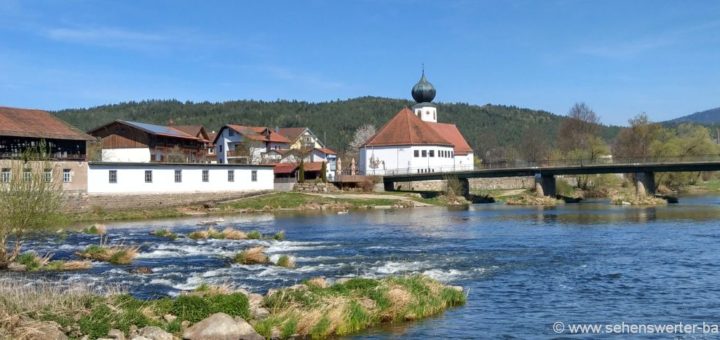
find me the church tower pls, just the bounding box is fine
[411,70,437,123]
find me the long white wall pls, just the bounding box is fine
[87,163,274,194]
[102,148,151,162]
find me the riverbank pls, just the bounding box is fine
[0,275,465,339]
[66,192,450,224]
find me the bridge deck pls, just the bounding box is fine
[381,161,720,182]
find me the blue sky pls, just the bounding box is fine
[1,0,718,125]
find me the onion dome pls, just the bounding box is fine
[411,71,436,103]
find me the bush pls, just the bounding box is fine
[273,231,285,241]
[151,229,177,240]
[247,230,262,240]
[171,295,211,323]
[16,252,42,271]
[233,247,268,265]
[276,255,295,268]
[170,293,250,323]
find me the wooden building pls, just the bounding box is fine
[88,120,211,163]
[0,106,95,192]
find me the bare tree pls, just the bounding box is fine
[0,143,64,268]
[613,113,662,160]
[557,102,602,155]
[346,124,376,158]
[520,126,550,164]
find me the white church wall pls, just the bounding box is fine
[454,153,474,171]
[360,145,457,175]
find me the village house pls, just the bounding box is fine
[214,125,290,164]
[0,106,94,193]
[359,73,474,175]
[88,120,211,163]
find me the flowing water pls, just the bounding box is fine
[8,195,720,338]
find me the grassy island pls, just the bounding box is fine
[0,275,465,340]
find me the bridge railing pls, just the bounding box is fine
[349,154,720,176]
[481,155,720,169]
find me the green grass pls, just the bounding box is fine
[71,207,187,223]
[1,275,462,340]
[221,192,403,211]
[16,252,42,271]
[258,275,466,338]
[273,231,286,241]
[247,230,262,239]
[151,229,177,240]
[223,192,311,210]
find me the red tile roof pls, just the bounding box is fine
[277,127,307,142]
[317,147,336,155]
[273,163,298,174]
[273,161,325,174]
[0,106,94,141]
[427,122,473,155]
[225,125,291,144]
[303,161,324,172]
[363,108,453,147]
[173,125,209,141]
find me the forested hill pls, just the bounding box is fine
[54,97,620,156]
[667,107,720,125]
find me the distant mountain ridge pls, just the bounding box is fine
[53,97,620,155]
[668,107,720,125]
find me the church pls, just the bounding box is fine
[359,72,474,175]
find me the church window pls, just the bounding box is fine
[429,150,434,157]
[421,150,427,157]
[414,150,419,157]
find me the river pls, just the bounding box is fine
[9,195,720,338]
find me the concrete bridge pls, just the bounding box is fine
[378,158,720,197]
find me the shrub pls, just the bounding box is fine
[16,252,43,271]
[151,229,177,240]
[276,255,295,268]
[207,293,250,320]
[273,231,286,241]
[76,245,139,265]
[247,230,262,240]
[171,295,211,323]
[233,247,268,265]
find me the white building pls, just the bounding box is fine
[87,162,274,194]
[214,125,290,164]
[359,72,474,175]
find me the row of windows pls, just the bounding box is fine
[109,170,258,184]
[413,149,454,158]
[417,168,436,173]
[0,168,72,183]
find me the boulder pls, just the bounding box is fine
[28,320,68,340]
[131,267,153,274]
[250,306,269,320]
[183,313,263,340]
[138,326,173,340]
[108,329,126,340]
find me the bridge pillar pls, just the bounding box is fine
[458,178,470,198]
[635,172,655,197]
[535,174,556,197]
[383,179,395,192]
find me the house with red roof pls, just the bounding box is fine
[0,106,95,192]
[359,73,474,175]
[213,125,291,164]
